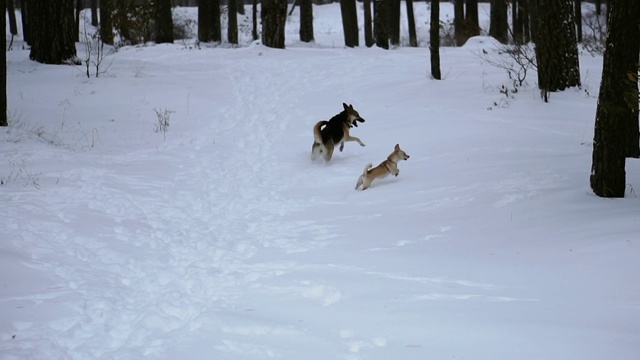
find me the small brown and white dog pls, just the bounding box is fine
[311,103,366,162]
[355,144,410,190]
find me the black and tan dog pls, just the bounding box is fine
[311,103,366,162]
[355,144,410,190]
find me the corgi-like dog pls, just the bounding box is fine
[311,103,366,162]
[355,144,410,190]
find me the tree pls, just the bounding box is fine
[75,0,82,42]
[262,0,287,49]
[489,0,508,44]
[91,0,98,26]
[590,0,640,197]
[99,0,114,45]
[29,0,78,65]
[374,0,389,49]
[299,0,314,43]
[1,0,7,127]
[20,0,29,45]
[430,0,441,80]
[465,0,480,37]
[530,0,580,101]
[7,0,18,40]
[154,0,174,44]
[454,0,465,46]
[198,0,221,43]
[339,0,359,47]
[363,0,374,47]
[389,0,401,47]
[228,0,238,45]
[406,0,418,47]
[575,0,582,42]
[252,0,258,41]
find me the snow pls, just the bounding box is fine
[2,3,640,360]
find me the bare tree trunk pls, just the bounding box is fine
[489,0,508,44]
[155,0,174,44]
[339,0,359,47]
[389,0,400,46]
[29,0,79,64]
[228,0,238,44]
[262,0,287,48]
[91,0,98,26]
[252,0,258,41]
[454,0,465,46]
[465,0,479,37]
[20,0,30,45]
[299,0,314,43]
[1,0,7,126]
[75,0,82,42]
[406,0,417,47]
[575,0,582,42]
[7,0,18,37]
[212,0,222,42]
[374,0,389,49]
[99,0,113,45]
[364,0,373,47]
[430,0,441,80]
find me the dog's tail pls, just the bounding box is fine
[355,163,373,190]
[313,120,328,144]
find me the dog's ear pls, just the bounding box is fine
[395,144,400,151]
[343,103,349,111]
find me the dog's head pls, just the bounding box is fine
[393,144,410,161]
[343,103,365,127]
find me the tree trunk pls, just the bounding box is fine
[374,0,389,49]
[364,0,373,47]
[388,0,400,46]
[299,0,314,43]
[406,0,417,47]
[590,0,640,197]
[198,0,212,42]
[489,0,508,44]
[91,0,98,26]
[7,0,18,36]
[430,0,441,80]
[252,0,258,41]
[261,0,287,49]
[530,0,581,98]
[575,0,582,42]
[228,0,238,44]
[20,0,29,45]
[339,0,359,48]
[1,0,7,126]
[29,0,78,64]
[99,0,114,45]
[521,0,530,43]
[155,0,174,44]
[465,0,479,37]
[212,0,222,42]
[454,0,465,46]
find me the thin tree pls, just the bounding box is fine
[489,0,508,44]
[575,0,582,42]
[454,0,465,46]
[590,0,640,197]
[389,0,401,47]
[364,0,374,47]
[530,0,580,101]
[99,0,114,45]
[261,0,287,48]
[228,0,238,45]
[406,0,417,47]
[374,0,389,49]
[511,0,522,44]
[20,0,29,45]
[198,0,213,42]
[154,0,174,44]
[91,0,98,26]
[212,0,222,43]
[75,0,82,42]
[430,0,441,80]
[299,0,314,43]
[252,0,258,41]
[339,0,359,47]
[7,0,18,40]
[29,0,78,64]
[1,0,7,126]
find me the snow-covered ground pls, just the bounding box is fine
[2,3,639,360]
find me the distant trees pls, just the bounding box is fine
[154,0,174,44]
[339,0,358,47]
[590,0,640,197]
[374,0,389,49]
[29,0,79,64]
[198,0,222,43]
[299,0,314,43]
[262,0,287,49]
[430,0,441,80]
[489,0,508,44]
[99,0,114,45]
[530,0,580,101]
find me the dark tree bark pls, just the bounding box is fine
[454,0,465,46]
[590,0,640,197]
[530,0,580,100]
[252,0,258,41]
[91,0,98,26]
[99,0,114,45]
[299,0,314,43]
[7,0,17,37]
[20,0,29,45]
[521,0,530,43]
[489,0,508,44]
[406,0,417,47]
[363,0,373,47]
[75,0,82,42]
[595,0,602,16]
[212,0,222,42]
[339,0,359,47]
[374,0,389,49]
[465,0,479,37]
[29,0,78,64]
[154,0,174,44]
[512,0,522,44]
[228,0,238,44]
[1,0,7,126]
[198,0,213,42]
[236,0,245,15]
[430,0,441,80]
[261,0,287,48]
[388,0,400,46]
[575,0,582,42]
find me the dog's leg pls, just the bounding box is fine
[345,135,365,147]
[324,140,335,161]
[339,140,345,152]
[355,175,364,189]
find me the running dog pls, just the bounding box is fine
[355,144,410,190]
[311,103,366,162]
